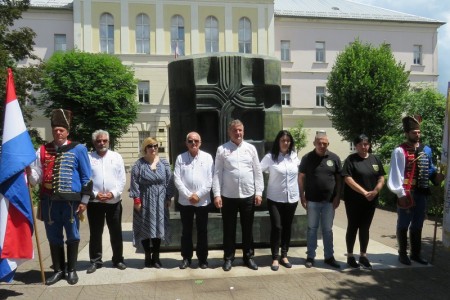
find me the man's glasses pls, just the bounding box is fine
[146,144,159,149]
[187,139,200,144]
[95,139,108,143]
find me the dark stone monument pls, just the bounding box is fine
[168,53,282,163]
[165,54,307,250]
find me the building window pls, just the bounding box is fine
[316,86,326,107]
[350,142,356,152]
[171,15,185,56]
[54,34,67,52]
[281,86,291,106]
[100,13,114,54]
[413,45,422,65]
[136,13,150,54]
[281,40,290,61]
[315,41,325,62]
[205,16,219,53]
[138,81,149,104]
[238,17,251,54]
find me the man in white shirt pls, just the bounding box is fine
[213,119,264,271]
[174,132,214,269]
[86,130,126,273]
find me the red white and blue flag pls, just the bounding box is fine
[0,68,36,282]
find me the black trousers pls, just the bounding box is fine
[179,204,209,261]
[267,199,298,260]
[221,196,255,261]
[87,201,124,265]
[344,198,376,254]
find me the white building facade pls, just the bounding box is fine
[18,0,445,166]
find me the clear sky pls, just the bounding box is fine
[352,0,450,95]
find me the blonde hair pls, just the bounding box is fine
[141,137,158,155]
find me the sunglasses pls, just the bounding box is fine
[146,144,159,149]
[187,139,200,144]
[95,139,108,143]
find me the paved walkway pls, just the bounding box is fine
[2,191,450,299]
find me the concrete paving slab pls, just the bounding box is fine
[43,222,430,288]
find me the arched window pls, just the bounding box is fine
[136,13,150,54]
[238,17,251,54]
[171,15,185,56]
[100,13,114,54]
[205,16,218,53]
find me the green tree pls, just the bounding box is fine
[376,87,446,163]
[0,0,41,135]
[289,120,308,152]
[326,39,410,146]
[39,50,138,149]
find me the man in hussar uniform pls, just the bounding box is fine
[29,109,93,285]
[388,116,443,265]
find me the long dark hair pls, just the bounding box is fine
[271,130,295,161]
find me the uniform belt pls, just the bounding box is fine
[403,179,416,185]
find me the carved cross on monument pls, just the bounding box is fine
[169,54,282,162]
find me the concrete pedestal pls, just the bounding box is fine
[161,206,307,251]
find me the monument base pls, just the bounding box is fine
[161,206,307,251]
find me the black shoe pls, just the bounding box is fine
[45,271,64,285]
[113,262,127,270]
[280,258,292,268]
[271,262,279,271]
[398,253,411,265]
[222,260,232,271]
[358,256,372,269]
[152,259,162,269]
[67,270,78,285]
[198,261,208,269]
[244,258,258,270]
[410,255,428,265]
[86,264,97,274]
[347,257,360,269]
[305,257,314,268]
[324,256,340,269]
[179,259,191,269]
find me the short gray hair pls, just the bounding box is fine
[92,129,109,142]
[228,119,244,130]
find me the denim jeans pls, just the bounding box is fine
[397,191,427,231]
[306,201,335,259]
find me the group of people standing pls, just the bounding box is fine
[28,109,443,286]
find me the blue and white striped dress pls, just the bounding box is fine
[130,157,173,247]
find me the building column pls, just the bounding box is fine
[120,0,130,54]
[224,4,233,52]
[82,0,92,52]
[191,3,199,54]
[73,0,82,50]
[257,5,267,55]
[267,4,275,57]
[156,1,165,55]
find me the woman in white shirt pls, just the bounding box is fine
[260,130,300,271]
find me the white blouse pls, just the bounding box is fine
[260,152,300,203]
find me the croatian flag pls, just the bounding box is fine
[0,68,35,282]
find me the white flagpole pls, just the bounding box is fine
[443,82,450,248]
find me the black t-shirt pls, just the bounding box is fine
[342,153,385,205]
[299,150,342,202]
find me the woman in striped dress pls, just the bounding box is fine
[130,137,173,268]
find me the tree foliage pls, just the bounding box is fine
[0,0,37,67]
[289,120,308,153]
[376,87,446,163]
[0,0,41,138]
[326,39,410,146]
[39,51,138,149]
